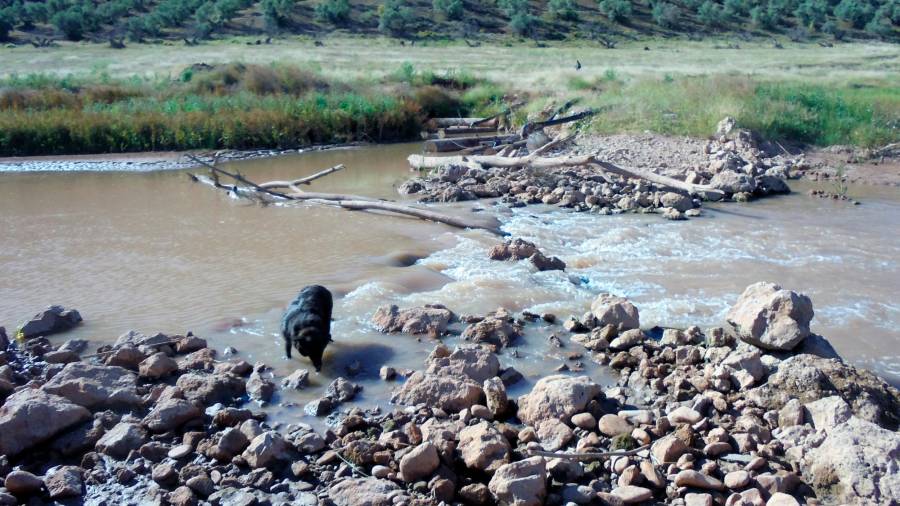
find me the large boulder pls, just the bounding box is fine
[426,345,500,383]
[41,363,141,409]
[488,456,547,506]
[0,389,91,456]
[518,375,602,426]
[461,309,522,348]
[329,478,403,506]
[488,238,538,261]
[710,171,757,194]
[797,417,900,505]
[458,422,511,473]
[391,372,483,412]
[143,398,202,433]
[590,294,640,331]
[372,304,454,335]
[726,282,813,351]
[175,373,246,406]
[747,354,900,430]
[19,305,82,339]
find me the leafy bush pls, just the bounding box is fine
[750,4,777,27]
[598,0,633,22]
[379,0,414,35]
[834,0,874,28]
[549,0,579,20]
[432,0,463,20]
[0,7,14,41]
[652,1,680,27]
[865,8,893,35]
[723,0,748,17]
[794,0,828,28]
[314,0,350,24]
[51,7,86,40]
[262,0,295,30]
[698,0,726,26]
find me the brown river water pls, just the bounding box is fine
[2,143,899,426]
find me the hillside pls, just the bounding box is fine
[0,0,897,45]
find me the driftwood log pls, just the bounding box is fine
[424,134,520,153]
[407,151,724,197]
[187,156,501,234]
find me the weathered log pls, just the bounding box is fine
[438,127,499,138]
[407,151,723,196]
[424,134,520,153]
[425,117,493,129]
[521,109,597,137]
[308,199,502,233]
[258,164,346,191]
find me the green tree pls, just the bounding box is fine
[549,0,579,20]
[698,0,726,26]
[314,0,351,24]
[0,7,14,41]
[652,1,680,27]
[433,0,463,20]
[598,0,633,22]
[51,7,86,40]
[794,0,828,28]
[722,0,748,17]
[262,0,295,29]
[750,4,777,27]
[379,0,414,34]
[834,0,874,28]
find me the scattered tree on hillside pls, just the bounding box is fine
[499,0,537,35]
[379,0,414,35]
[652,0,680,27]
[835,0,874,27]
[0,7,13,41]
[433,0,463,20]
[548,0,579,21]
[262,0,295,30]
[794,0,829,28]
[598,0,633,22]
[314,0,351,24]
[698,0,727,27]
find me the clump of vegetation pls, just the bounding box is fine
[611,433,638,450]
[432,0,463,20]
[314,0,351,25]
[261,0,295,31]
[652,1,680,28]
[598,0,633,22]
[698,0,727,27]
[379,0,415,35]
[548,0,579,21]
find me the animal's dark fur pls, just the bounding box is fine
[281,285,333,371]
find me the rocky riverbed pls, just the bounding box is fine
[0,280,897,505]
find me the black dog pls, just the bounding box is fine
[281,285,333,371]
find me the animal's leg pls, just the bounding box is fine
[285,339,292,358]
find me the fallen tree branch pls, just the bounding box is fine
[407,151,723,196]
[187,155,292,200]
[528,444,650,461]
[258,164,345,190]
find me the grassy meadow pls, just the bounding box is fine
[0,37,897,155]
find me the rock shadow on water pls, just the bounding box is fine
[316,341,396,381]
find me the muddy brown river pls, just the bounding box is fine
[2,143,899,425]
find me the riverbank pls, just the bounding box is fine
[0,283,897,505]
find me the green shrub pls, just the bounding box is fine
[0,7,14,41]
[794,0,828,28]
[698,0,726,26]
[549,0,579,20]
[314,0,350,24]
[598,0,633,22]
[432,0,463,20]
[865,8,893,36]
[723,0,748,17]
[379,0,414,35]
[262,0,295,30]
[652,1,680,27]
[750,4,777,27]
[834,0,874,28]
[509,11,537,34]
[51,7,86,41]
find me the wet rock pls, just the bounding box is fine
[242,431,289,469]
[609,329,646,350]
[747,354,900,430]
[295,432,325,453]
[143,398,202,432]
[726,282,813,351]
[427,345,500,383]
[462,310,521,348]
[95,422,148,458]
[176,335,207,354]
[392,371,483,412]
[20,305,82,339]
[176,373,246,405]
[710,171,757,194]
[797,416,900,505]
[0,389,91,456]
[372,304,454,335]
[529,251,566,271]
[139,352,178,379]
[247,370,275,402]
[489,238,538,260]
[4,470,43,496]
[281,369,309,389]
[488,456,547,506]
[325,377,360,402]
[518,375,602,426]
[399,442,440,482]
[44,466,83,499]
[329,477,403,506]
[674,470,725,490]
[660,191,694,212]
[590,294,640,331]
[42,362,141,408]
[304,397,335,417]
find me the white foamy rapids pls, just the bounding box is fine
[345,196,900,385]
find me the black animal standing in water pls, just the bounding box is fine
[281,285,333,371]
